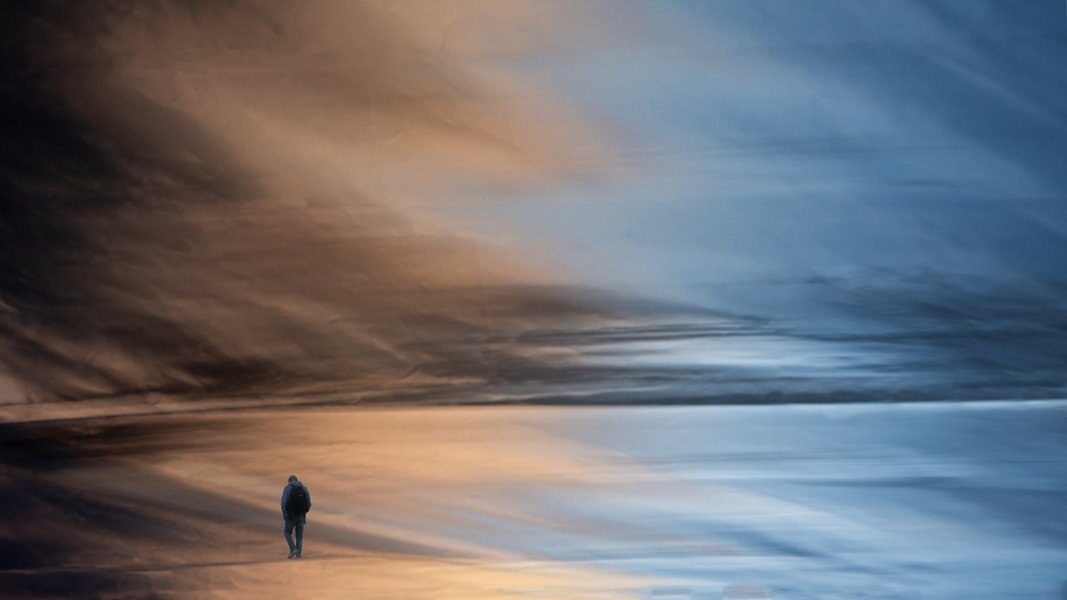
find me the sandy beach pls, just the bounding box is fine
[4,401,1066,598]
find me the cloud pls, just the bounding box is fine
[3,0,1065,412]
[0,1,607,406]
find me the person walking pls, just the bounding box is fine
[281,475,311,559]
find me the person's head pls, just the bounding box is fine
[288,474,298,483]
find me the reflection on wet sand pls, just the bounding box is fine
[3,402,1067,598]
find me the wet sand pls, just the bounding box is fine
[3,402,1067,598]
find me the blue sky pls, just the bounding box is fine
[425,0,1067,402]
[448,0,1066,297]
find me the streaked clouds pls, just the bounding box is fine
[2,1,1066,413]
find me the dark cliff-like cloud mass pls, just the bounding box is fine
[0,1,611,409]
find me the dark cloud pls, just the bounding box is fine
[2,0,1065,415]
[0,1,607,407]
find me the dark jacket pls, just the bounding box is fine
[281,480,312,518]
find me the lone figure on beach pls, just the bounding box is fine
[281,474,312,559]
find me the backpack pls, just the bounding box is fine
[288,485,310,515]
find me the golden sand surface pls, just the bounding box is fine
[6,407,658,598]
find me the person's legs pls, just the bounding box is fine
[294,516,305,556]
[284,517,297,556]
